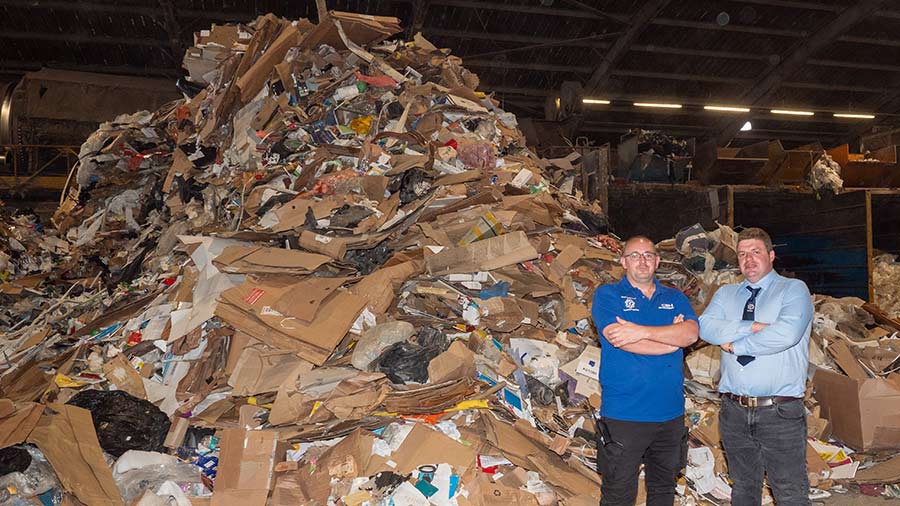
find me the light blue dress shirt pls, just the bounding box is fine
[698,269,813,398]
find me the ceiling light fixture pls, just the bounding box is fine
[833,113,875,119]
[740,121,752,131]
[634,102,682,109]
[704,105,751,112]
[582,98,611,104]
[770,109,814,116]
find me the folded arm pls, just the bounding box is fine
[698,290,753,345]
[602,323,679,355]
[605,317,699,348]
[731,284,812,356]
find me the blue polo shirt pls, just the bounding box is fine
[591,277,697,422]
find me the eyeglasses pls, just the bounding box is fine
[622,252,659,263]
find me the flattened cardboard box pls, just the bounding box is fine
[813,367,900,450]
[213,245,331,274]
[217,278,365,365]
[212,429,282,506]
[426,231,538,275]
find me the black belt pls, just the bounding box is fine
[721,392,802,408]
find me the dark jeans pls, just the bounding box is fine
[719,396,810,506]
[598,416,687,506]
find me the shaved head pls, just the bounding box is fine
[623,236,657,254]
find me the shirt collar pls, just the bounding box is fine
[741,268,777,292]
[620,276,662,296]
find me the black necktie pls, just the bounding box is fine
[737,286,761,366]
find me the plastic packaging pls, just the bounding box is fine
[351,321,415,371]
[376,341,443,384]
[113,451,209,504]
[456,141,495,170]
[0,446,61,503]
[67,389,171,457]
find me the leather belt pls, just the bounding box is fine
[722,392,802,408]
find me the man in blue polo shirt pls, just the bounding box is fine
[591,235,699,506]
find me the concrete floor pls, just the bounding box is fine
[821,490,900,506]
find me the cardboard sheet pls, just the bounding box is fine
[228,345,314,396]
[213,245,331,274]
[426,231,538,275]
[389,423,477,475]
[0,400,43,448]
[217,278,366,365]
[852,454,900,483]
[273,277,347,322]
[28,404,124,506]
[212,429,281,506]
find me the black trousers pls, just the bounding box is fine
[598,416,687,506]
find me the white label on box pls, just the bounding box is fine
[576,357,600,378]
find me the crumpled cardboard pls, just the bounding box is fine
[227,344,314,396]
[428,340,476,384]
[480,416,601,499]
[102,353,147,399]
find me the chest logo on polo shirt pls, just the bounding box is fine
[658,303,674,310]
[623,297,638,311]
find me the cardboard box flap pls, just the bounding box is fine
[273,277,348,322]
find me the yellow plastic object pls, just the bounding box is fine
[54,373,86,388]
[349,116,373,136]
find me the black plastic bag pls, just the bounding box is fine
[0,446,31,476]
[67,390,170,457]
[376,342,442,384]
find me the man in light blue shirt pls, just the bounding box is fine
[699,227,813,506]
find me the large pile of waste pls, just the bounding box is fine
[1,10,900,506]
